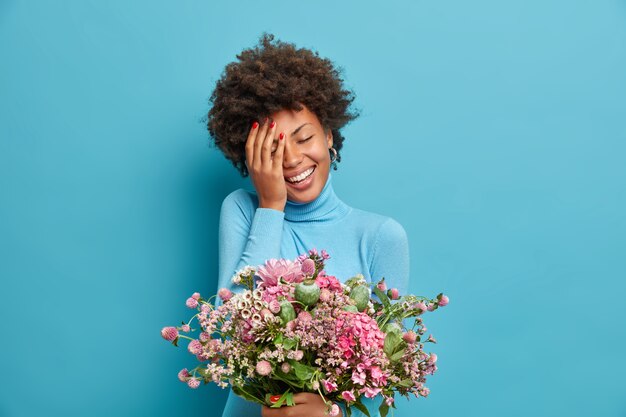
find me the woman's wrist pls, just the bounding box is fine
[259,198,286,212]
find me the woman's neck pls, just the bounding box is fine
[283,174,350,222]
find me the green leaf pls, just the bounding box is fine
[390,348,406,362]
[290,361,315,380]
[379,401,390,417]
[372,286,391,309]
[233,386,259,403]
[274,334,284,345]
[398,379,414,388]
[383,332,402,358]
[352,399,372,417]
[283,338,297,350]
[172,337,179,347]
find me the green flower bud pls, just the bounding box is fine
[295,280,321,307]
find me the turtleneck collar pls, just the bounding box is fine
[284,174,351,222]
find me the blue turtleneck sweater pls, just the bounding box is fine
[218,174,409,417]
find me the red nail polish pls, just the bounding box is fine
[270,121,276,128]
[252,121,259,129]
[279,132,284,140]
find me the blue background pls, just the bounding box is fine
[1,1,625,416]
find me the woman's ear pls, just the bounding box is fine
[326,128,334,148]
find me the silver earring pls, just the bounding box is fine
[329,147,338,163]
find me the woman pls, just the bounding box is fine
[207,33,409,417]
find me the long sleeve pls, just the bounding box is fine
[369,217,410,295]
[217,189,285,297]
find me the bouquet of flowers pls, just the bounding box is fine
[161,249,448,417]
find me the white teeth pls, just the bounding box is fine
[286,167,314,184]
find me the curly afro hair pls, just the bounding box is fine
[206,33,360,177]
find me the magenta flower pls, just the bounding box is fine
[161,326,178,341]
[186,297,198,309]
[256,360,272,376]
[178,368,190,382]
[188,339,203,355]
[438,294,449,306]
[341,390,356,402]
[301,258,316,276]
[321,379,338,393]
[403,331,417,344]
[256,259,304,288]
[389,288,400,300]
[315,273,342,292]
[218,288,233,301]
[187,377,200,389]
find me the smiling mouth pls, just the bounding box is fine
[285,167,315,184]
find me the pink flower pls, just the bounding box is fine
[322,379,338,393]
[281,362,291,373]
[319,288,332,302]
[187,377,200,389]
[376,280,387,292]
[181,324,190,333]
[389,288,400,300]
[292,350,304,361]
[321,249,330,259]
[256,259,304,288]
[218,288,233,301]
[188,339,203,355]
[256,360,272,376]
[427,302,436,311]
[178,368,190,382]
[161,326,178,341]
[414,302,427,312]
[315,274,342,292]
[186,297,198,308]
[301,258,316,276]
[199,332,210,342]
[427,334,437,343]
[341,390,356,402]
[268,299,281,313]
[428,353,438,364]
[329,404,340,416]
[361,387,382,398]
[297,311,312,323]
[384,396,394,406]
[351,370,366,385]
[191,292,201,300]
[438,294,449,306]
[403,331,417,344]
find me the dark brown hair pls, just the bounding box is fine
[206,33,359,176]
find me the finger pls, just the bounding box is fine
[261,120,277,166]
[260,405,285,417]
[272,131,286,169]
[292,392,318,403]
[254,118,270,167]
[245,120,260,167]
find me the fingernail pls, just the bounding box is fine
[279,132,284,140]
[252,121,259,129]
[270,121,276,128]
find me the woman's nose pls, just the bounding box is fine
[282,141,303,168]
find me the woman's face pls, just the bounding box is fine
[269,105,333,204]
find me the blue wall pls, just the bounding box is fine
[1,1,625,416]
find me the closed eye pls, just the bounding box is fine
[298,135,313,144]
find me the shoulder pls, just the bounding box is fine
[350,208,408,241]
